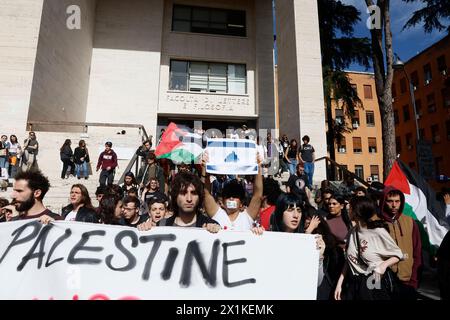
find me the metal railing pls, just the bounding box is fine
[27,121,151,141]
[314,156,371,188]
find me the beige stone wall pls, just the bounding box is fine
[0,0,44,135]
[27,0,96,129]
[85,0,164,140]
[158,0,259,120]
[276,0,327,184]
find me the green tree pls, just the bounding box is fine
[318,0,372,179]
[402,0,450,33]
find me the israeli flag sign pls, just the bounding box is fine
[206,138,258,175]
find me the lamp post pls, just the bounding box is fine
[393,54,435,180]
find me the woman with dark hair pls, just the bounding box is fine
[304,210,345,300]
[334,197,403,300]
[284,139,299,176]
[120,171,138,195]
[60,139,75,179]
[327,195,353,248]
[73,140,90,179]
[98,193,125,225]
[61,184,98,223]
[270,193,305,233]
[8,135,21,178]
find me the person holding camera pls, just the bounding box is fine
[22,131,39,172]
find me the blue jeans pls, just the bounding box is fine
[75,162,88,178]
[288,158,297,175]
[0,157,8,169]
[304,161,315,187]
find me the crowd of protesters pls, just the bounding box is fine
[1,129,450,301]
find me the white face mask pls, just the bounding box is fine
[226,200,238,209]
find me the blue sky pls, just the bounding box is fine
[342,0,449,71]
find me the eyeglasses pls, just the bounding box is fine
[122,206,136,211]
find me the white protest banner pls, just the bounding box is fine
[0,220,319,300]
[206,139,257,175]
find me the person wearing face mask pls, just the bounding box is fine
[202,154,263,231]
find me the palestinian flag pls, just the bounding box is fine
[155,122,203,164]
[385,160,449,251]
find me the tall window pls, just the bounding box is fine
[427,93,436,113]
[370,165,380,182]
[352,110,360,128]
[423,63,432,84]
[351,84,358,96]
[437,55,447,75]
[337,137,346,153]
[406,133,413,150]
[403,104,410,121]
[335,109,344,125]
[410,71,419,89]
[169,60,246,94]
[368,137,377,153]
[363,85,373,99]
[394,110,399,125]
[353,137,362,153]
[431,124,440,143]
[442,88,450,108]
[396,136,402,154]
[366,111,375,126]
[172,5,246,37]
[355,165,364,179]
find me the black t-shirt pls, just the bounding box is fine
[287,147,297,159]
[300,144,315,162]
[287,174,309,199]
[126,213,149,228]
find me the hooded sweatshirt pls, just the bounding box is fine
[96,149,118,171]
[380,186,422,288]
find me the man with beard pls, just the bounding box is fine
[11,170,61,222]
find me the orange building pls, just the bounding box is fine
[392,34,450,189]
[331,71,384,183]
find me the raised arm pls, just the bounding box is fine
[246,155,263,220]
[201,153,219,218]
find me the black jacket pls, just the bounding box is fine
[73,147,90,164]
[60,145,73,161]
[61,204,99,223]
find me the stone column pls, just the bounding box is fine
[275,0,327,184]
